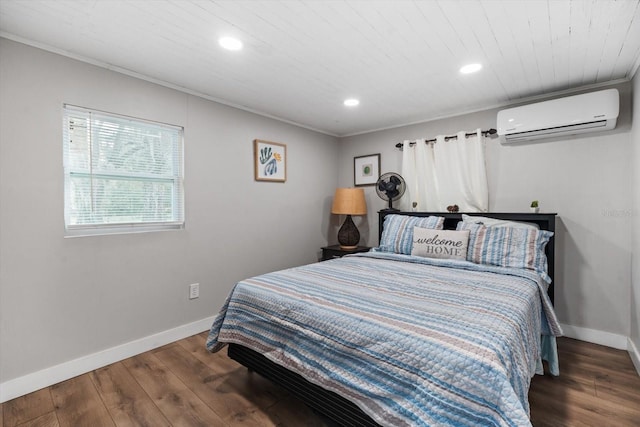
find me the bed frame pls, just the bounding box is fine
[228,211,557,427]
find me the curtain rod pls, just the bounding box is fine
[395,128,497,149]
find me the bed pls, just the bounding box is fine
[206,211,562,426]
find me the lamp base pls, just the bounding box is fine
[339,245,358,250]
[337,215,360,249]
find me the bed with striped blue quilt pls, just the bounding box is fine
[206,251,562,427]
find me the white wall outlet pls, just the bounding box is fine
[189,283,199,300]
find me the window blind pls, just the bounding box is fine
[63,105,184,235]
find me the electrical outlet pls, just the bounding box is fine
[189,283,199,299]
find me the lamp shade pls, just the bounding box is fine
[331,188,367,215]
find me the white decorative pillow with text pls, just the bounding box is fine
[411,227,470,260]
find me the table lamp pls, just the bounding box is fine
[331,188,367,249]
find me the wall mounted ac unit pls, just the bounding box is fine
[497,89,619,143]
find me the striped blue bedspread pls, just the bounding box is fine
[206,252,562,427]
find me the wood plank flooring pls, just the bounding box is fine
[2,335,639,427]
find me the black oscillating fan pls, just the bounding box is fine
[376,172,406,211]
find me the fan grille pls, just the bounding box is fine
[376,173,406,210]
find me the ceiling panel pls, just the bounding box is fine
[1,0,639,136]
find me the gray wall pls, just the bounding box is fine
[0,39,338,383]
[338,82,634,339]
[631,73,640,356]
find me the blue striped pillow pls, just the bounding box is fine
[457,221,553,283]
[379,214,445,254]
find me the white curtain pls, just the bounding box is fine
[400,129,488,212]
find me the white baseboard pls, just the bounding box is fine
[628,337,640,375]
[559,323,629,350]
[0,316,215,403]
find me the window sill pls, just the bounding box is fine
[64,222,184,238]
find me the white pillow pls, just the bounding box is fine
[461,214,539,230]
[411,227,469,260]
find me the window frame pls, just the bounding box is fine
[62,104,185,237]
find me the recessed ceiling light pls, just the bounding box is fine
[219,36,243,51]
[459,63,482,74]
[344,98,360,107]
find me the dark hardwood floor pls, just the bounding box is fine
[2,334,639,426]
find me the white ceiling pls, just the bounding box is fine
[1,0,640,136]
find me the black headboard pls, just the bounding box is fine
[378,211,557,304]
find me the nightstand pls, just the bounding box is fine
[321,245,371,261]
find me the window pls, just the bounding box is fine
[63,105,184,236]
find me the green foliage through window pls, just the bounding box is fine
[63,105,184,233]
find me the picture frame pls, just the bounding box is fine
[254,139,287,182]
[354,153,380,186]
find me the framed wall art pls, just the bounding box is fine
[254,139,287,182]
[354,153,380,186]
